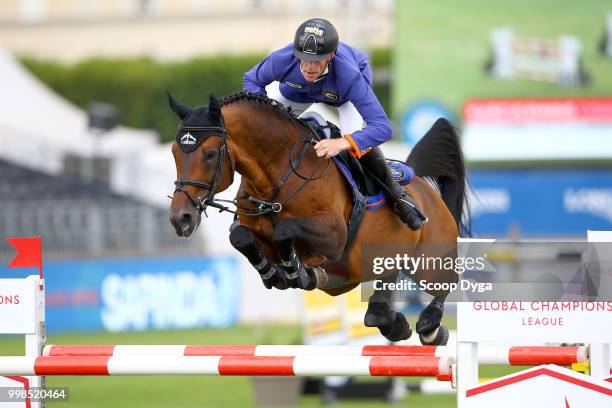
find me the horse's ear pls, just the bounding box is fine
[208,94,222,126]
[167,92,191,120]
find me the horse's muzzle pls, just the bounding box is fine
[169,206,201,237]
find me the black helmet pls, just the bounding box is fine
[293,18,339,61]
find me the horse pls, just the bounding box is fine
[168,92,470,345]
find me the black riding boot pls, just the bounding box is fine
[359,147,428,230]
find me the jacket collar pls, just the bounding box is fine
[313,66,329,83]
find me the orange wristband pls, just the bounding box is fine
[344,134,362,159]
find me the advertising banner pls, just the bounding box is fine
[463,98,612,161]
[470,168,612,236]
[0,255,240,333]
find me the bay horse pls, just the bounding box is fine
[168,92,470,345]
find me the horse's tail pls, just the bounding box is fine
[406,118,472,237]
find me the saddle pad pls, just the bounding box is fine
[388,160,416,186]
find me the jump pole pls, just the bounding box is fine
[42,344,588,366]
[0,355,454,379]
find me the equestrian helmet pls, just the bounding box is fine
[293,18,339,61]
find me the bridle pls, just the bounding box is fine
[172,117,330,218]
[173,117,233,215]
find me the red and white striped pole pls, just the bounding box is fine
[0,355,454,380]
[42,344,587,366]
[43,344,446,357]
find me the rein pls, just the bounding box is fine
[173,117,330,218]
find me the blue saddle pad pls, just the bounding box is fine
[388,160,416,186]
[331,157,416,211]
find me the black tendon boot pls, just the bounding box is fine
[359,147,428,230]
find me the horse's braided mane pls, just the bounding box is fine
[220,91,302,125]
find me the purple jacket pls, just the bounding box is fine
[243,43,392,156]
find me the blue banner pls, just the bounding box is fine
[469,168,612,236]
[7,255,240,333]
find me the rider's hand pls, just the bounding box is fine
[314,138,352,158]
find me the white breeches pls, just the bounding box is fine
[265,81,364,136]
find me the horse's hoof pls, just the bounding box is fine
[379,313,412,342]
[284,271,299,288]
[415,302,444,335]
[418,325,449,346]
[364,302,395,327]
[284,265,310,289]
[259,266,287,290]
[274,281,289,290]
[304,267,327,291]
[259,265,277,289]
[261,279,273,290]
[296,266,310,289]
[272,269,289,290]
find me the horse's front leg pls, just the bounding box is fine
[272,218,336,290]
[229,224,288,290]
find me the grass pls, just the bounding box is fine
[393,0,612,119]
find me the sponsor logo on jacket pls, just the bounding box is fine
[322,89,339,102]
[285,81,302,89]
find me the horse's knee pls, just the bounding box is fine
[229,225,261,263]
[273,219,300,247]
[229,225,256,249]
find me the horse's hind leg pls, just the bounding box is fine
[229,224,288,290]
[416,295,450,345]
[364,271,412,342]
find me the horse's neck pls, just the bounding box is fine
[227,106,300,197]
[232,149,275,196]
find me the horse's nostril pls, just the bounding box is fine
[180,213,192,232]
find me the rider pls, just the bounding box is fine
[243,18,427,230]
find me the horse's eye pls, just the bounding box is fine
[205,149,218,162]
